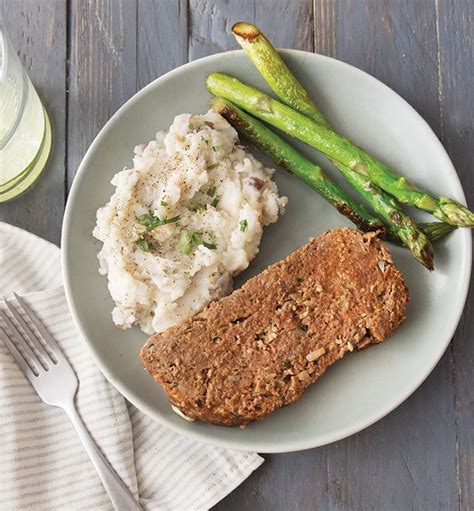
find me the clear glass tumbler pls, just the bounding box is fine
[0,25,51,202]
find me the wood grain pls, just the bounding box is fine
[437,0,474,508]
[189,0,313,61]
[315,0,441,130]
[67,0,137,190]
[188,0,249,60]
[0,0,66,244]
[137,0,188,89]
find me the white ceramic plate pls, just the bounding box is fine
[62,50,471,453]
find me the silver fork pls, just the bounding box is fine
[0,293,142,511]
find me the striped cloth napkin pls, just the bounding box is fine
[0,222,263,511]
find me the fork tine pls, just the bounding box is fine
[13,293,66,361]
[0,326,39,380]
[0,309,47,370]
[4,298,58,365]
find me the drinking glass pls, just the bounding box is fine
[0,25,51,202]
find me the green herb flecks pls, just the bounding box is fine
[135,236,153,252]
[137,210,180,231]
[186,201,207,212]
[192,231,217,249]
[211,198,219,208]
[137,211,156,227]
[202,232,217,250]
[179,231,194,255]
[160,200,168,207]
[212,145,222,152]
[207,186,217,197]
[192,231,203,245]
[207,163,219,170]
[239,219,248,232]
[180,230,217,255]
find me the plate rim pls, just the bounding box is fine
[62,49,472,453]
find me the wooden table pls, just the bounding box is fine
[1,1,472,509]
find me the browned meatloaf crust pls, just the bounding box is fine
[141,228,409,427]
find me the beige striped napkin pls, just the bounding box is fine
[0,222,263,511]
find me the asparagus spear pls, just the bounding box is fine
[232,23,456,253]
[213,97,435,269]
[233,23,454,250]
[207,72,474,227]
[232,22,327,125]
[213,97,454,244]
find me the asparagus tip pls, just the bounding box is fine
[439,198,474,227]
[232,22,260,41]
[420,221,457,242]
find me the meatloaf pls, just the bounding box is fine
[141,228,409,426]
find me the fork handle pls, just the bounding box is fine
[64,405,142,511]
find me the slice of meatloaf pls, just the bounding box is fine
[141,228,409,427]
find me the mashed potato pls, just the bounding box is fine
[93,111,287,334]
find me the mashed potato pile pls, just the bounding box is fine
[93,111,287,334]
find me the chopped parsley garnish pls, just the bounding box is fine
[137,210,180,231]
[135,236,152,252]
[207,163,219,170]
[239,219,248,232]
[180,230,217,255]
[207,186,216,197]
[162,215,181,225]
[211,198,219,208]
[137,211,156,227]
[186,201,207,212]
[160,200,168,207]
[189,123,199,132]
[192,231,203,245]
[212,145,221,152]
[179,231,193,255]
[202,232,217,250]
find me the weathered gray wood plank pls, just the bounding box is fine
[437,0,474,508]
[67,0,137,190]
[0,0,66,245]
[189,0,313,62]
[137,0,188,89]
[188,0,249,61]
[314,1,459,510]
[315,0,441,130]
